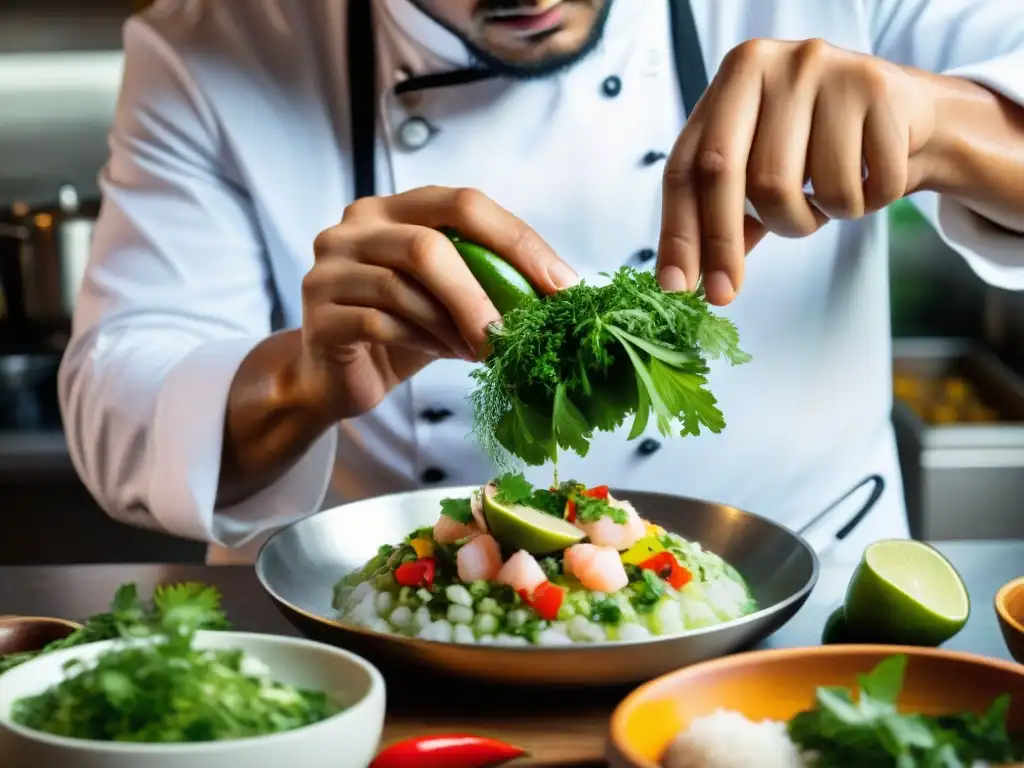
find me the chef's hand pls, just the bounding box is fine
[300,186,577,420]
[657,38,937,305]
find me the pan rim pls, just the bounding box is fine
[254,484,821,653]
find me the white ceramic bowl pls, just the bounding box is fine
[0,630,386,768]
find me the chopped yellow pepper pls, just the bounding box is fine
[410,538,435,559]
[644,522,665,537]
[620,535,666,566]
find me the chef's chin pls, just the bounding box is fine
[413,0,613,80]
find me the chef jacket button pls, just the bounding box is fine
[397,117,433,150]
[601,75,622,98]
[633,248,656,264]
[421,467,447,484]
[420,407,454,423]
[637,438,661,456]
[642,150,667,166]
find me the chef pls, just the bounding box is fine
[59,0,1024,565]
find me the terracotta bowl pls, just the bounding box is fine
[0,616,82,659]
[996,576,1024,664]
[607,645,1024,768]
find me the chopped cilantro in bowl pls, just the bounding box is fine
[9,637,341,743]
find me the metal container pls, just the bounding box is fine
[1,185,96,324]
[892,337,1024,541]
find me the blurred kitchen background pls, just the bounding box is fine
[2,1,1023,565]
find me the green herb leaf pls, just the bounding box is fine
[440,497,474,525]
[469,266,749,469]
[494,473,534,505]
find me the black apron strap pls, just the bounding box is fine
[667,0,709,116]
[346,0,709,201]
[347,0,377,200]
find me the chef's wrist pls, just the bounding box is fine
[913,71,1024,232]
[216,329,339,508]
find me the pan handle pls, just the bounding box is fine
[796,474,885,558]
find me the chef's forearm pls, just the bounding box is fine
[216,330,337,509]
[917,71,1024,233]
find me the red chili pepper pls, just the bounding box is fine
[517,580,565,621]
[638,551,692,590]
[394,557,436,589]
[584,485,609,500]
[564,498,577,523]
[370,734,527,768]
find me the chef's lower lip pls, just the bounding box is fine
[483,3,565,35]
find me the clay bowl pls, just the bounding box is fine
[0,616,82,660]
[607,645,1024,768]
[996,576,1024,664]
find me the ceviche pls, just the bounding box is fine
[332,474,757,646]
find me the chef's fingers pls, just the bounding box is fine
[311,261,477,361]
[305,304,453,359]
[689,47,766,305]
[862,101,909,213]
[657,120,704,293]
[806,78,866,220]
[351,223,504,355]
[746,53,823,238]
[348,186,578,295]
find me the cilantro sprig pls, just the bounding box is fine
[0,582,230,675]
[788,655,1024,766]
[469,267,750,469]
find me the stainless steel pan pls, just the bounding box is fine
[255,474,884,686]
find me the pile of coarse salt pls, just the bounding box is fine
[661,709,808,768]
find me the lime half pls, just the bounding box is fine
[843,539,970,647]
[482,490,583,556]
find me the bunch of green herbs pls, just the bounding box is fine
[788,655,1024,766]
[8,582,340,743]
[0,582,230,675]
[470,267,750,469]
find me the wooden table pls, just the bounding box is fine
[1,540,1021,766]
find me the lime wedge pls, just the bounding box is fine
[483,488,584,556]
[843,539,970,647]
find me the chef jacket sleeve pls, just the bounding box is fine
[58,17,337,547]
[866,0,1024,290]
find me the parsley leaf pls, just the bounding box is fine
[469,267,749,469]
[440,497,474,525]
[494,473,534,505]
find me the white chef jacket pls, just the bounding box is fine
[59,0,1024,566]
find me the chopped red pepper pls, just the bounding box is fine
[394,557,436,589]
[516,580,565,621]
[565,485,609,523]
[370,733,527,768]
[638,551,692,590]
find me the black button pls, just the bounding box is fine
[420,407,454,423]
[601,75,622,98]
[421,467,447,484]
[633,248,656,264]
[637,438,661,456]
[642,150,667,166]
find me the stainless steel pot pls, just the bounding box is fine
[256,474,884,687]
[0,184,96,324]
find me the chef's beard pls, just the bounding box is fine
[408,0,614,80]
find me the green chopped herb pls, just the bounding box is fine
[469,267,750,469]
[494,472,535,505]
[573,494,626,524]
[788,655,1024,766]
[440,497,474,525]
[593,598,623,625]
[539,557,562,580]
[0,583,231,675]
